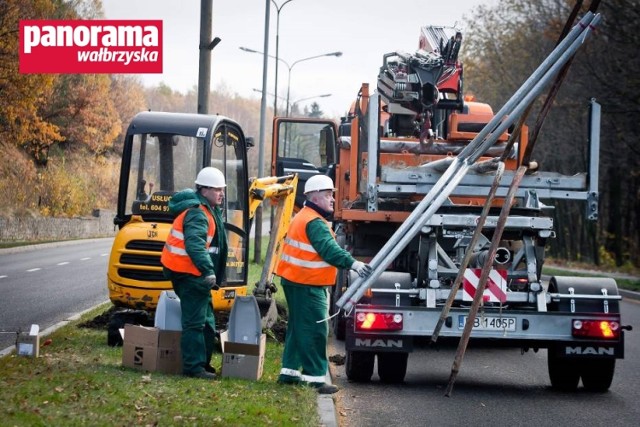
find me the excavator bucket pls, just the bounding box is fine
[255,287,278,329]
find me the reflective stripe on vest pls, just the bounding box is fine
[275,206,337,286]
[160,205,216,275]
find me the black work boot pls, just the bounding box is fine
[186,370,216,380]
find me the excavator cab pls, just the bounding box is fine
[108,112,251,312]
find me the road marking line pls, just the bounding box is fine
[80,257,90,261]
[0,275,7,279]
[101,253,108,257]
[26,268,41,272]
[57,262,70,266]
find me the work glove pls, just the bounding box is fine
[351,260,373,278]
[204,274,219,291]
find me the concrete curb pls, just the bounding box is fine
[0,300,111,358]
[317,369,339,427]
[0,237,114,255]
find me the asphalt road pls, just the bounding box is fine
[0,239,113,351]
[329,298,640,426]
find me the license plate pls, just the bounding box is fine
[458,315,516,331]
[223,290,236,299]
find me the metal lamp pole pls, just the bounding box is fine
[271,0,296,116]
[285,52,342,116]
[290,93,332,116]
[253,89,331,115]
[253,0,271,264]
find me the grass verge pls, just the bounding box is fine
[543,266,640,292]
[0,251,320,426]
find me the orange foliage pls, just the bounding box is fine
[0,0,64,160]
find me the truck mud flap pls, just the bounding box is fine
[346,333,413,352]
[345,316,413,352]
[550,334,625,359]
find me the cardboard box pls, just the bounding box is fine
[16,324,40,357]
[122,324,182,374]
[220,330,266,381]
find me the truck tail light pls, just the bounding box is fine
[572,319,620,339]
[355,312,403,331]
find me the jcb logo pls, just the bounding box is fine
[147,230,158,238]
[134,346,144,365]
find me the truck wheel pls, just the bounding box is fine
[580,359,615,392]
[547,350,580,391]
[346,350,374,382]
[377,352,408,384]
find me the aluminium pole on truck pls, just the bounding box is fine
[336,12,601,312]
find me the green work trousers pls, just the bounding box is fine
[170,273,216,375]
[279,281,329,385]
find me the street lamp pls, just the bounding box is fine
[271,0,296,116]
[240,47,342,116]
[290,93,332,116]
[253,89,331,116]
[252,88,286,101]
[284,52,341,116]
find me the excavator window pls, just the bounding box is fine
[126,133,202,219]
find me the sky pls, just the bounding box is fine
[101,0,494,118]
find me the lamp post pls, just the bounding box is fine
[271,0,296,116]
[253,0,271,264]
[240,48,342,117]
[284,52,341,116]
[252,88,286,102]
[253,89,332,116]
[290,93,332,116]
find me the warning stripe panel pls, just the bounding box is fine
[462,268,507,303]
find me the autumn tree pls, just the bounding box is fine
[462,0,639,267]
[0,0,63,161]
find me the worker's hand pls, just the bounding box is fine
[351,261,373,278]
[204,274,219,291]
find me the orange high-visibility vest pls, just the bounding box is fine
[161,205,216,276]
[275,206,337,286]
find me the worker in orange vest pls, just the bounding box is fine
[275,175,372,394]
[161,167,228,379]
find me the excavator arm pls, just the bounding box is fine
[247,174,298,327]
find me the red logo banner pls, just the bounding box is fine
[19,20,163,74]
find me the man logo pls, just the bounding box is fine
[355,338,403,348]
[134,346,144,366]
[565,346,615,356]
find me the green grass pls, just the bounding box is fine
[542,267,640,292]
[0,250,319,426]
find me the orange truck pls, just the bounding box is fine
[271,22,628,391]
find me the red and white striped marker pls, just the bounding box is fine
[462,268,507,303]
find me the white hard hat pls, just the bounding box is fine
[195,167,226,188]
[304,175,335,194]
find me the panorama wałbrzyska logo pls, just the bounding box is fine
[19,20,163,74]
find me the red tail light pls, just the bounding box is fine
[355,312,403,331]
[572,319,620,339]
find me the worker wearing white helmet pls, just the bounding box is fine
[161,167,228,380]
[275,174,372,394]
